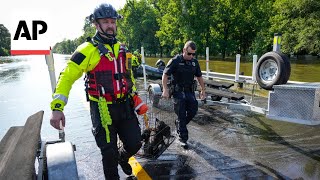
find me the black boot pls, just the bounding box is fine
[119,157,132,175]
[179,139,189,149]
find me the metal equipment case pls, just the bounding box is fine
[267,84,320,125]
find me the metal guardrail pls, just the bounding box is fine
[201,71,310,85]
[202,71,252,83]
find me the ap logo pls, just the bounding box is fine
[10,9,52,55]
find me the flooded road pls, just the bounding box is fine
[1,55,320,179]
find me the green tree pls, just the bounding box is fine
[181,0,216,56]
[0,24,11,56]
[271,0,320,55]
[118,0,160,56]
[156,0,185,56]
[52,39,77,54]
[51,0,320,58]
[53,16,92,54]
[233,0,274,57]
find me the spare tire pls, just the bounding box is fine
[255,51,291,90]
[277,52,291,84]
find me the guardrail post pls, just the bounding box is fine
[206,47,209,79]
[141,47,147,90]
[252,55,257,82]
[235,54,241,82]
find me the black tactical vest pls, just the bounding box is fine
[171,55,198,89]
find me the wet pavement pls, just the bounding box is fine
[1,56,320,179]
[133,101,320,179]
[133,78,320,180]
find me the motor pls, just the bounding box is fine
[155,59,166,70]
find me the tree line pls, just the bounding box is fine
[0,24,11,56]
[1,0,319,58]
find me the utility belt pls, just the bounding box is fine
[172,84,196,92]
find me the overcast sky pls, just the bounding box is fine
[0,0,126,46]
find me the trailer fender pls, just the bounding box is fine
[148,83,162,107]
[46,141,79,180]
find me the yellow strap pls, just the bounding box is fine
[105,53,113,61]
[98,97,112,143]
[143,114,149,129]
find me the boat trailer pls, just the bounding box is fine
[0,111,79,180]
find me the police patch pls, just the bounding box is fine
[192,62,195,66]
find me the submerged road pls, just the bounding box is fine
[1,56,320,179]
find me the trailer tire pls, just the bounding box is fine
[278,52,291,84]
[255,51,290,90]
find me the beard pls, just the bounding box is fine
[105,28,115,36]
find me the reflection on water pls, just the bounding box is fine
[0,62,29,83]
[0,55,104,179]
[0,56,55,138]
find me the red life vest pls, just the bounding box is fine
[86,43,133,102]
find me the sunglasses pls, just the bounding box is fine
[187,52,196,56]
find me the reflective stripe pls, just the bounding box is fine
[120,57,124,73]
[135,102,144,111]
[119,57,125,88]
[53,94,68,104]
[113,56,120,91]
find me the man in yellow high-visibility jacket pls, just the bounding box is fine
[49,3,147,179]
[131,52,140,78]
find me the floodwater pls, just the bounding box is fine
[1,55,320,179]
[146,56,320,82]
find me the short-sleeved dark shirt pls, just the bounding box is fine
[163,54,202,87]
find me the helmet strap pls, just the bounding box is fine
[94,31,117,45]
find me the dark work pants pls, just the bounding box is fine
[90,100,142,179]
[132,66,138,78]
[173,91,198,142]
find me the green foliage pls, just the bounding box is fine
[271,0,320,55]
[0,24,11,56]
[52,0,320,58]
[53,39,77,54]
[117,0,160,56]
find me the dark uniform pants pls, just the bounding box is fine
[90,100,142,179]
[132,66,139,78]
[173,91,198,142]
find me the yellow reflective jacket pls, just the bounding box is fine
[131,55,140,67]
[50,41,137,111]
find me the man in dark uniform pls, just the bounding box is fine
[161,41,206,149]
